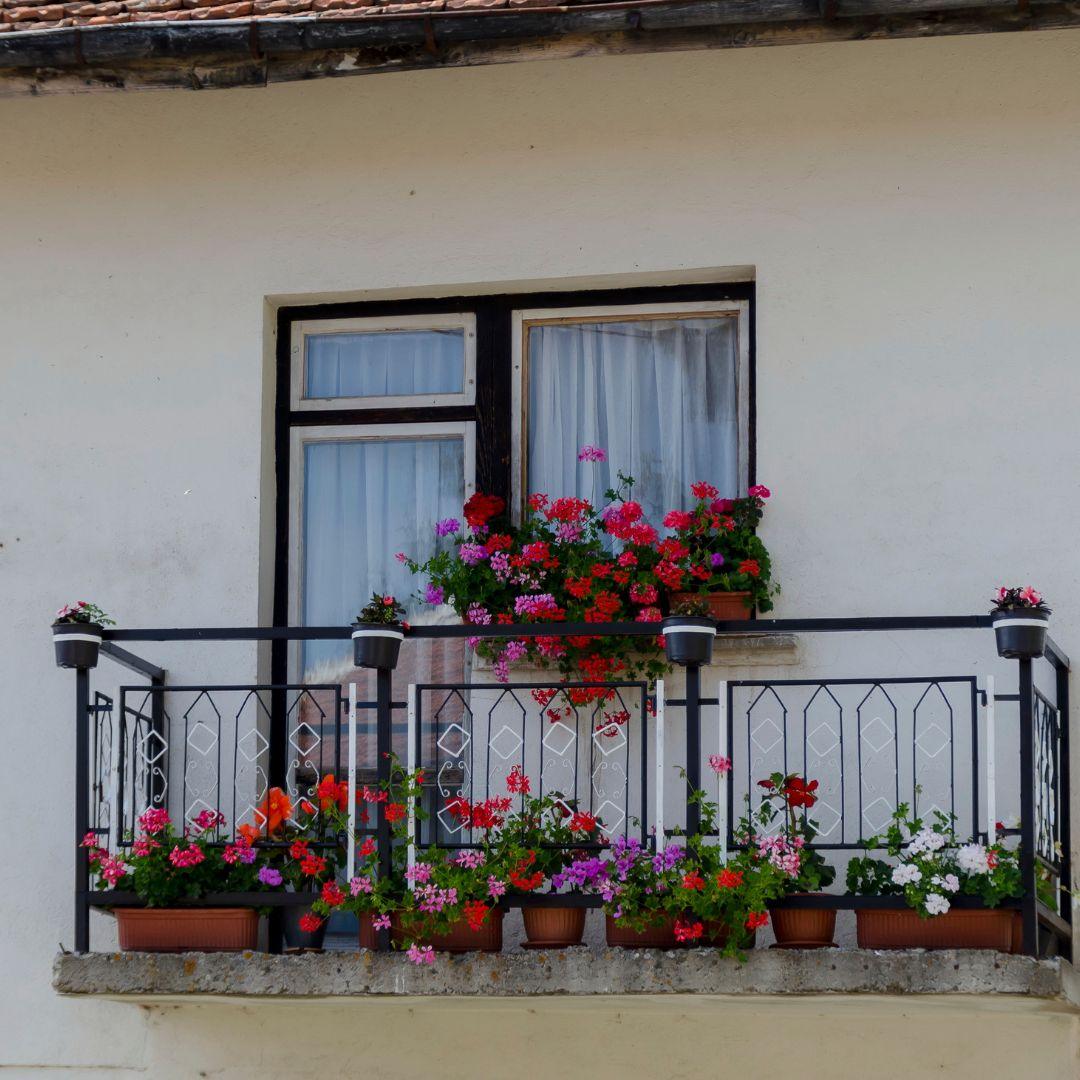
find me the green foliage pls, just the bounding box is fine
[355,592,406,624]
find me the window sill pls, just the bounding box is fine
[53,948,1078,1004]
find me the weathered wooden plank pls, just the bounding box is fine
[3,2,1080,96]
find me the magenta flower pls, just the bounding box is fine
[1019,586,1043,606]
[423,584,445,605]
[577,445,607,463]
[407,943,435,966]
[710,552,725,568]
[373,914,391,931]
[459,543,489,565]
[708,755,732,777]
[435,518,460,537]
[748,484,771,499]
[257,866,283,886]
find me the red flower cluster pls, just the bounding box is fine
[716,868,744,889]
[674,917,704,943]
[299,913,324,933]
[446,795,512,830]
[317,773,349,812]
[321,880,345,907]
[508,851,544,892]
[464,492,505,528]
[568,811,597,834]
[681,870,706,891]
[759,774,819,810]
[464,899,490,931]
[385,802,407,824]
[506,766,531,795]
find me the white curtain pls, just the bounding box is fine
[301,436,464,679]
[306,329,463,398]
[527,317,740,522]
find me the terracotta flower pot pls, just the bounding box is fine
[358,911,380,949]
[391,909,504,953]
[522,906,586,948]
[672,591,753,621]
[855,907,1015,951]
[605,914,678,949]
[115,908,258,953]
[769,898,837,948]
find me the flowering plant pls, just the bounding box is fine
[846,804,1022,917]
[485,766,603,889]
[265,774,350,895]
[991,586,1050,614]
[401,468,668,688]
[662,484,776,613]
[355,592,407,625]
[54,601,114,626]
[753,772,836,892]
[667,763,793,952]
[84,808,278,908]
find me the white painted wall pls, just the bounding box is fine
[3,27,1080,1073]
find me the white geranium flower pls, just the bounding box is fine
[924,892,951,916]
[956,844,990,875]
[931,874,960,894]
[892,864,922,886]
[909,828,946,854]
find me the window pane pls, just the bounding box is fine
[300,435,464,682]
[305,329,464,399]
[527,316,739,522]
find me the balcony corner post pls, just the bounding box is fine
[74,667,91,954]
[1018,656,1039,955]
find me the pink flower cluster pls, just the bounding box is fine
[407,943,435,966]
[757,834,803,878]
[350,875,375,896]
[708,755,732,777]
[405,861,433,884]
[416,883,458,914]
[138,807,171,836]
[455,849,486,869]
[168,843,206,869]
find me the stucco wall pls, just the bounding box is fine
[4,27,1080,1075]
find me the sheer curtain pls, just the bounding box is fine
[527,317,740,521]
[306,329,463,398]
[301,436,464,680]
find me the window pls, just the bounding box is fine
[512,301,749,523]
[275,282,754,686]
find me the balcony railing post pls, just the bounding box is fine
[686,663,702,837]
[376,665,393,950]
[1055,658,1072,932]
[74,667,91,953]
[1018,657,1039,955]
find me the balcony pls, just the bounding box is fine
[57,615,1074,1000]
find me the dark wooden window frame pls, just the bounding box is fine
[272,280,756,680]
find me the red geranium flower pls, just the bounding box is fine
[299,913,324,933]
[738,559,761,578]
[568,811,597,834]
[717,868,744,889]
[385,802,407,824]
[463,492,505,528]
[782,776,819,809]
[464,900,489,932]
[745,911,770,930]
[681,870,705,891]
[358,838,376,858]
[321,880,345,907]
[674,917,704,942]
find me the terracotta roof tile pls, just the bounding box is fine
[0,0,592,32]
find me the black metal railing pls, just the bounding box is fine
[67,615,1071,958]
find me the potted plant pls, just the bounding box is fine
[352,592,407,669]
[336,760,422,949]
[85,806,281,952]
[754,772,837,947]
[52,601,114,669]
[991,585,1050,659]
[661,595,716,666]
[672,762,790,955]
[269,774,349,951]
[665,483,777,620]
[494,767,597,948]
[846,804,1022,950]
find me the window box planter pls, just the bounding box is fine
[390,909,504,953]
[992,609,1049,660]
[605,914,678,949]
[114,908,259,953]
[282,903,327,951]
[661,616,716,666]
[352,623,404,670]
[521,905,586,949]
[52,621,103,669]
[855,907,1016,951]
[672,590,753,621]
[769,897,837,948]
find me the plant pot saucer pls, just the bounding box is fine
[769,939,838,950]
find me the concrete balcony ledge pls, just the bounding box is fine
[54,947,1080,1006]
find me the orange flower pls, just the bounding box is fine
[257,786,293,837]
[237,823,261,845]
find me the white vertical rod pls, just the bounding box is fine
[655,679,665,853]
[985,675,996,845]
[406,683,417,885]
[717,679,729,859]
[346,682,357,882]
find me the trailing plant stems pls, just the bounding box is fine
[68,616,1071,955]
